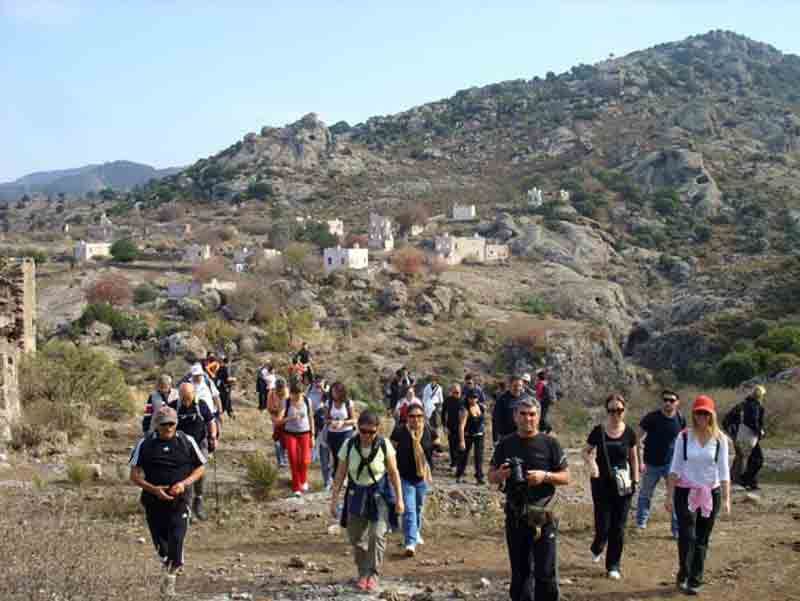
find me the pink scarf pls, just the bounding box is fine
[678,478,714,518]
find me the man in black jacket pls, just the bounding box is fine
[492,376,531,445]
[726,385,767,490]
[130,406,206,597]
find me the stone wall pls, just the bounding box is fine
[0,258,36,443]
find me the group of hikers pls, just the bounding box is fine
[129,344,769,600]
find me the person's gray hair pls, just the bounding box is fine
[158,374,173,387]
[514,396,541,413]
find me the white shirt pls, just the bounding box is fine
[669,430,730,488]
[264,373,276,390]
[422,383,444,419]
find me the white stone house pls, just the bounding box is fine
[527,187,544,207]
[369,213,394,251]
[182,244,212,265]
[326,219,345,239]
[323,244,369,274]
[74,240,112,262]
[559,189,571,202]
[451,204,477,221]
[434,233,510,266]
[409,224,425,238]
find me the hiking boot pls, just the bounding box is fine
[193,496,208,521]
[160,573,176,597]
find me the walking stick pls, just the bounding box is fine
[213,453,220,517]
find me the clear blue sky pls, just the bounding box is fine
[1,0,799,181]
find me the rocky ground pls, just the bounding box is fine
[1,406,798,601]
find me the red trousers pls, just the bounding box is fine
[282,431,312,492]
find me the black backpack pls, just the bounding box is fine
[722,403,743,437]
[344,435,388,484]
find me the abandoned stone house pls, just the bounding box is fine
[434,233,510,266]
[323,244,369,274]
[368,213,394,251]
[182,244,212,265]
[0,258,36,443]
[74,240,112,262]
[451,204,477,221]
[527,187,544,207]
[167,278,237,299]
[86,211,115,241]
[233,247,282,272]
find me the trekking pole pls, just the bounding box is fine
[213,453,220,518]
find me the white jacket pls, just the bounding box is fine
[422,383,444,420]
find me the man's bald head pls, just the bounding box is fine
[179,382,195,405]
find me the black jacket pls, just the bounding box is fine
[492,391,531,443]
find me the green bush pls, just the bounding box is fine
[520,296,553,316]
[133,283,158,305]
[203,317,239,349]
[765,352,800,374]
[110,239,139,263]
[755,326,800,355]
[20,341,133,419]
[243,451,278,498]
[716,351,761,387]
[76,303,149,341]
[66,461,92,486]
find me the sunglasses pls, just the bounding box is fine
[359,428,378,435]
[407,414,424,419]
[694,411,712,417]
[663,397,678,403]
[607,408,625,415]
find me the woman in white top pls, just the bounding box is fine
[394,387,423,427]
[276,381,315,496]
[665,395,730,596]
[326,381,357,478]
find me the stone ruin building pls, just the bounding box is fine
[0,258,36,443]
[369,213,395,252]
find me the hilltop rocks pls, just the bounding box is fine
[536,263,635,338]
[160,332,206,362]
[511,221,620,276]
[626,149,723,217]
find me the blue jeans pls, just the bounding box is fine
[318,443,332,487]
[636,463,678,535]
[401,479,428,547]
[274,440,288,466]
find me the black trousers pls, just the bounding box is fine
[456,434,484,480]
[145,503,189,570]
[505,517,559,601]
[220,387,233,415]
[257,383,268,410]
[675,486,720,587]
[447,427,461,468]
[540,402,552,434]
[590,478,632,572]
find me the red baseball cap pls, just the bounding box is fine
[692,395,716,415]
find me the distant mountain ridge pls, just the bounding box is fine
[0,161,182,201]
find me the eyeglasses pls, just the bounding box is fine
[607,408,625,415]
[359,428,378,435]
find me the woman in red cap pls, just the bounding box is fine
[665,395,731,596]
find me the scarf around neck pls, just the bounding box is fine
[407,424,431,482]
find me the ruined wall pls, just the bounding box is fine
[0,258,36,443]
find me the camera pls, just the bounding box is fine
[506,457,527,487]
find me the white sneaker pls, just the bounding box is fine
[292,491,302,498]
[301,482,309,492]
[160,573,176,597]
[404,545,416,557]
[416,535,424,545]
[608,570,621,580]
[592,552,602,563]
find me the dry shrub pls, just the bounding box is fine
[192,256,228,282]
[426,252,449,276]
[203,317,239,348]
[85,274,132,306]
[396,203,431,232]
[252,255,285,277]
[66,460,92,486]
[218,224,239,242]
[240,219,271,236]
[346,233,369,247]
[392,246,425,276]
[157,203,185,222]
[0,493,151,600]
[283,242,313,271]
[243,451,279,498]
[225,281,260,322]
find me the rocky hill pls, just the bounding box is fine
[0,161,181,202]
[13,30,800,395]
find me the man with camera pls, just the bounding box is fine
[489,396,570,601]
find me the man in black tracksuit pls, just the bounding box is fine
[169,382,217,521]
[441,384,464,469]
[130,406,206,596]
[489,397,570,601]
[492,376,532,445]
